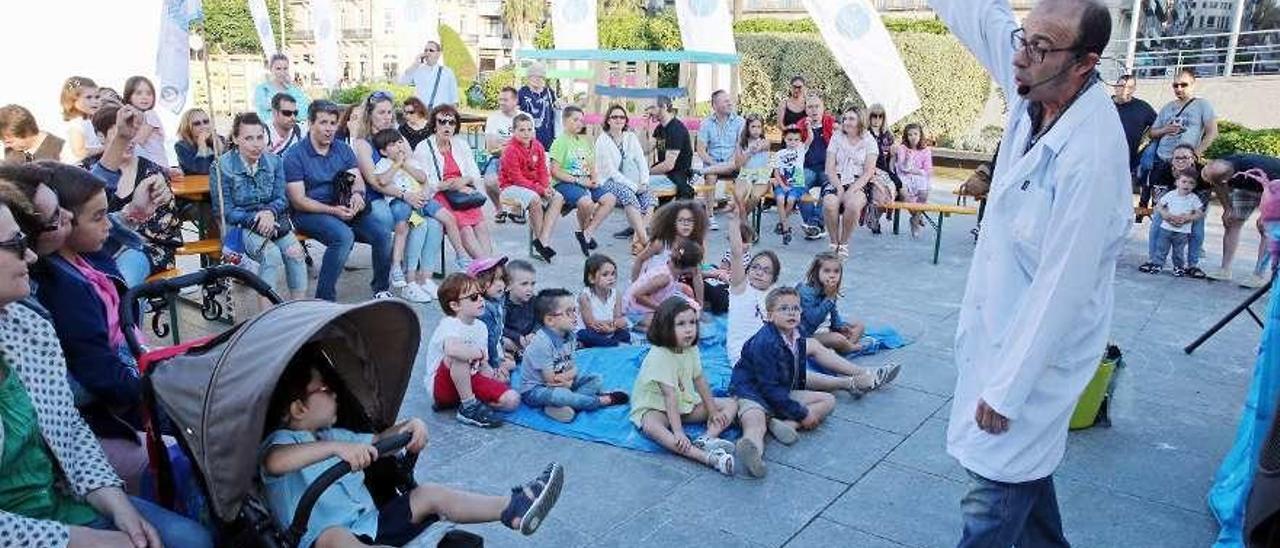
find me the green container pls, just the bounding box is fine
[1069,358,1117,430]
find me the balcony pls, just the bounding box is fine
[342,28,372,40]
[478,34,512,51]
[477,0,502,17]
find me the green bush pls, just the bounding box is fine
[440,24,478,87]
[734,31,988,145]
[1205,122,1280,159]
[328,82,417,105]
[478,65,519,109]
[733,16,948,35]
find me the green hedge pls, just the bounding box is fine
[735,31,988,144]
[733,16,948,35]
[332,24,475,106]
[328,82,417,105]
[1205,121,1280,159]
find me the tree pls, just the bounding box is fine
[502,0,547,51]
[599,0,644,16]
[203,0,290,54]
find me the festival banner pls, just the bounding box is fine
[396,0,441,71]
[155,0,203,115]
[674,0,735,103]
[248,0,277,58]
[801,0,920,124]
[311,0,341,89]
[551,0,599,49]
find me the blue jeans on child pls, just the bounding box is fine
[1152,226,1191,268]
[87,495,213,548]
[406,217,444,274]
[801,169,826,227]
[1147,211,1205,267]
[576,327,631,348]
[522,373,605,410]
[115,247,151,288]
[293,205,393,301]
[958,470,1069,548]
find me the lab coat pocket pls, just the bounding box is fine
[1010,183,1053,274]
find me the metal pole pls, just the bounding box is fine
[278,0,286,52]
[197,25,228,239]
[1225,0,1248,76]
[1126,0,1142,72]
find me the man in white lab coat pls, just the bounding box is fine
[928,0,1133,546]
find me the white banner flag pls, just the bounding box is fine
[248,0,277,57]
[311,0,341,89]
[801,0,920,124]
[155,0,202,115]
[674,0,735,102]
[396,0,440,72]
[551,0,598,49]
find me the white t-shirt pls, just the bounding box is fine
[422,316,488,392]
[134,109,168,167]
[577,287,619,331]
[485,110,519,141]
[727,284,770,365]
[62,118,102,164]
[828,131,878,184]
[373,157,432,198]
[1157,191,1203,234]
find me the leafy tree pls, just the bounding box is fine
[202,0,290,54]
[502,0,547,50]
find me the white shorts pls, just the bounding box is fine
[500,186,540,210]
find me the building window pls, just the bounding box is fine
[384,8,396,34]
[383,61,399,81]
[480,57,496,72]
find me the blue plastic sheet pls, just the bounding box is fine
[502,315,907,453]
[1208,272,1280,547]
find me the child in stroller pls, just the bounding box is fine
[260,353,565,548]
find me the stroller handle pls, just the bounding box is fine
[121,265,283,357]
[288,432,413,540]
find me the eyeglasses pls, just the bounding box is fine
[192,119,210,127]
[869,113,884,119]
[608,115,627,120]
[305,384,333,399]
[773,304,802,314]
[39,213,61,233]
[403,108,415,115]
[676,217,696,226]
[1010,28,1079,63]
[278,109,297,117]
[550,307,579,317]
[425,48,440,53]
[747,263,774,274]
[0,231,29,257]
[458,292,483,302]
[1172,82,1190,89]
[435,118,457,127]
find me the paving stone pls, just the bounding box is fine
[768,415,905,484]
[832,384,949,436]
[784,517,909,548]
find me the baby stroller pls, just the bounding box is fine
[121,265,483,547]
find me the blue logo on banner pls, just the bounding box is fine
[836,3,871,41]
[562,0,590,23]
[689,0,718,18]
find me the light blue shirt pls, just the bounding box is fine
[698,113,745,163]
[254,81,313,126]
[260,428,377,548]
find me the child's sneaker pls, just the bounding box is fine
[456,399,503,428]
[418,278,439,297]
[390,265,407,288]
[705,447,735,476]
[853,362,902,394]
[1171,267,1186,277]
[1242,273,1270,289]
[401,283,431,303]
[692,435,735,455]
[543,406,575,423]
[767,418,799,445]
[804,225,827,240]
[502,462,565,535]
[735,438,766,478]
[1138,263,1162,274]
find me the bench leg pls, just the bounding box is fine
[932,213,945,265]
[167,296,182,345]
[435,238,446,279]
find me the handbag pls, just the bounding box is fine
[425,139,488,211]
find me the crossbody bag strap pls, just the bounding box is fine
[427,66,443,109]
[1157,98,1197,149]
[425,138,443,181]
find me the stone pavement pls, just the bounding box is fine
[167,180,1263,547]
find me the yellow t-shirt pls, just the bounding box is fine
[628,346,703,427]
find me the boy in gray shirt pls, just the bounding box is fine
[518,288,629,422]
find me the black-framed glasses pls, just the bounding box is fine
[608,114,627,120]
[403,108,416,116]
[1010,28,1079,63]
[458,292,483,302]
[278,109,298,117]
[0,231,28,256]
[39,213,61,233]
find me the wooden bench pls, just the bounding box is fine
[171,174,210,202]
[882,202,979,264]
[176,238,221,260]
[750,189,818,237]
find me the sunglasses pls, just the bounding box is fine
[458,292,483,302]
[608,114,627,120]
[0,231,28,257]
[403,108,415,115]
[1172,82,1190,88]
[425,48,440,53]
[192,119,210,126]
[278,109,297,117]
[791,84,804,89]
[39,213,61,233]
[435,118,457,127]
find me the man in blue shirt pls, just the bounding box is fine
[696,90,745,230]
[284,100,393,301]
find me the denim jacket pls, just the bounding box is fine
[481,297,506,368]
[796,282,849,337]
[216,150,288,230]
[729,323,810,421]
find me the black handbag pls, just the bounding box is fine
[426,139,487,211]
[332,170,357,207]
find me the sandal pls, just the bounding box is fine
[495,211,508,224]
[574,232,591,256]
[705,448,735,476]
[1138,263,1161,274]
[508,211,527,224]
[1186,267,1207,279]
[501,462,565,535]
[837,244,850,259]
[774,222,785,235]
[782,227,793,245]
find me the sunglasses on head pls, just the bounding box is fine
[368,90,393,104]
[278,109,297,117]
[0,231,28,257]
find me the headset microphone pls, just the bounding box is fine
[1016,64,1074,96]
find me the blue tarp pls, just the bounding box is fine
[501,315,906,453]
[1208,272,1280,547]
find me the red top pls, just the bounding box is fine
[797,113,836,144]
[498,137,550,194]
[441,148,463,180]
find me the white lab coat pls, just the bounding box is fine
[932,0,1134,483]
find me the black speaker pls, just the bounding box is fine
[1246,404,1280,547]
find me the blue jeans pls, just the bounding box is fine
[1151,226,1191,268]
[522,373,604,411]
[958,470,1069,548]
[87,495,213,548]
[1147,211,1206,267]
[405,217,444,274]
[242,229,308,296]
[115,247,151,288]
[801,169,826,227]
[576,327,631,348]
[293,206,393,301]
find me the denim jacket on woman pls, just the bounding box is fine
[216,150,288,230]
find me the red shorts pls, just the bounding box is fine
[432,362,511,408]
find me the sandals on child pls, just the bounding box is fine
[501,462,565,535]
[704,448,735,476]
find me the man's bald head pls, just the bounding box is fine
[1031,0,1111,56]
[1203,159,1236,185]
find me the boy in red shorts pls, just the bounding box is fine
[426,273,521,427]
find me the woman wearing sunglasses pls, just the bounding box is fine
[174,108,225,176]
[0,164,73,318]
[415,104,494,266]
[0,177,213,548]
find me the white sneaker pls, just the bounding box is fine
[373,291,395,300]
[390,266,407,288]
[1241,273,1271,289]
[1206,268,1234,281]
[402,284,431,303]
[418,278,439,296]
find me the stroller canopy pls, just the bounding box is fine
[148,299,422,521]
